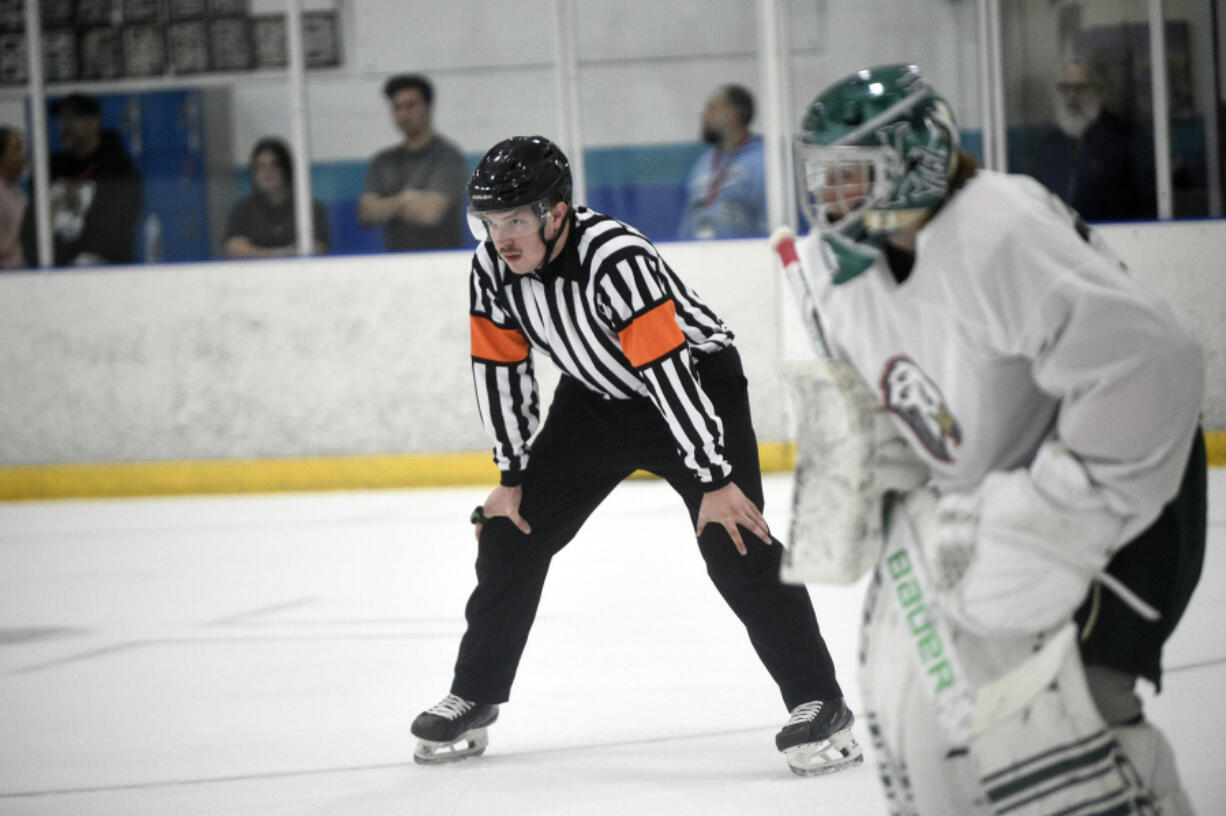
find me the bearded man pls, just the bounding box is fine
[1030,58,1154,222]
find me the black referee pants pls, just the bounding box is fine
[449,347,843,711]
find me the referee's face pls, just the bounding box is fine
[488,203,567,275]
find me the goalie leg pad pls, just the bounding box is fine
[970,633,1161,815]
[860,560,992,814]
[865,709,922,816]
[866,492,1165,815]
[1084,666,1193,814]
[1112,721,1195,816]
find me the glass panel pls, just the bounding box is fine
[219,81,298,259]
[1217,0,1226,217]
[575,0,764,242]
[560,0,985,243]
[0,96,32,269]
[222,0,329,260]
[1001,0,1158,222]
[784,0,984,232]
[1163,0,1220,218]
[305,0,555,256]
[16,2,326,268]
[16,0,1223,267]
[40,87,226,266]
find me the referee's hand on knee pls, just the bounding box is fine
[472,484,532,540]
[696,482,771,556]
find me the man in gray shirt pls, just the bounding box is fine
[359,74,469,251]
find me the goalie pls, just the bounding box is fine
[779,64,1206,815]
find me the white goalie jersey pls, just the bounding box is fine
[785,172,1204,816]
[794,170,1203,551]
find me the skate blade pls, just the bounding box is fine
[413,727,490,766]
[784,727,864,777]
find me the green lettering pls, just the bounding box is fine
[917,630,943,661]
[908,604,934,636]
[887,550,911,579]
[929,659,956,692]
[897,577,921,608]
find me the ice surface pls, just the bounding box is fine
[1,473,1223,815]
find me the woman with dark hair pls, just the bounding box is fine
[223,137,330,258]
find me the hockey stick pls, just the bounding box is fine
[771,227,884,584]
[771,226,831,356]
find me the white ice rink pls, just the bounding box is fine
[1,472,1223,816]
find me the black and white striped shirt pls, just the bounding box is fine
[469,207,735,488]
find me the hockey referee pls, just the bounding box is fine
[409,135,860,776]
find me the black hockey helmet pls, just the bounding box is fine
[468,135,572,214]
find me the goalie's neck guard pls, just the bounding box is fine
[821,229,880,285]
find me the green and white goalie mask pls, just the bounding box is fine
[795,63,959,283]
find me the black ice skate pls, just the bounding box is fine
[775,698,863,776]
[411,694,500,765]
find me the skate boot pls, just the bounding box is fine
[411,693,500,765]
[776,697,863,776]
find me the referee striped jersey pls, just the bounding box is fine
[469,206,736,488]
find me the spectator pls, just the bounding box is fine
[1029,58,1154,222]
[677,84,767,239]
[358,74,469,250]
[48,93,143,266]
[0,126,27,269]
[224,137,330,258]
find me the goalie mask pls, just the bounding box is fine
[467,136,573,257]
[796,64,959,283]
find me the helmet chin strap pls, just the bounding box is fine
[533,205,569,273]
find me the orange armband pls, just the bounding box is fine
[471,315,530,363]
[618,300,685,368]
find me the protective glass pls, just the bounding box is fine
[795,143,894,232]
[466,202,548,242]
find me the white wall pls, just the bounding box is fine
[2,221,1223,468]
[0,240,782,466]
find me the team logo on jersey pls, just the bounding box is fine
[880,355,962,462]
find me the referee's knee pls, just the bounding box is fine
[697,524,779,578]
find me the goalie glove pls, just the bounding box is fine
[930,441,1154,636]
